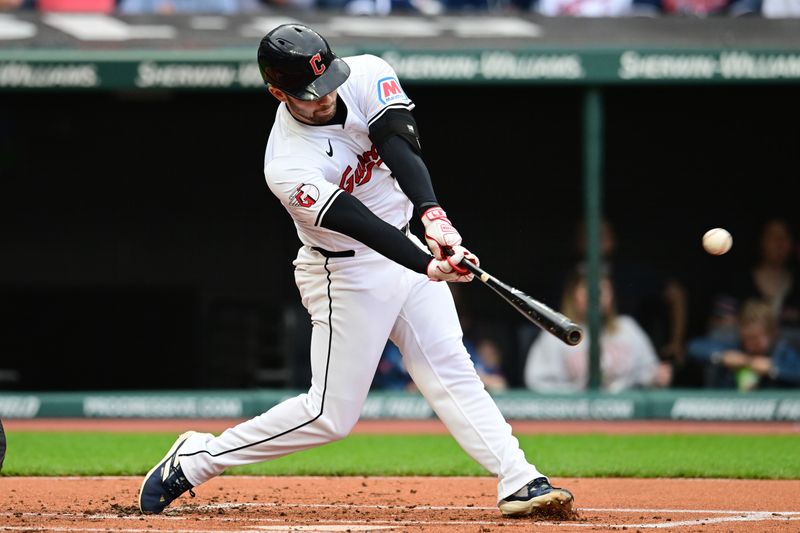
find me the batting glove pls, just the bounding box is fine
[421,207,462,260]
[427,245,479,283]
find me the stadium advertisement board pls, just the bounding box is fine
[2,391,799,420]
[1,49,800,89]
[1,13,799,88]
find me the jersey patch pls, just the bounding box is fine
[289,183,320,208]
[377,77,407,105]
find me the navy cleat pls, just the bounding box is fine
[498,477,574,518]
[138,431,197,514]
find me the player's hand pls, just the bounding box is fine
[720,351,750,369]
[651,362,674,388]
[749,356,772,376]
[421,207,462,260]
[426,245,479,282]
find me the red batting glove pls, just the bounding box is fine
[426,245,480,283]
[421,207,462,260]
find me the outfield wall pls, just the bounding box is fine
[1,390,798,421]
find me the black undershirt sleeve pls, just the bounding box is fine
[320,191,432,274]
[369,109,439,218]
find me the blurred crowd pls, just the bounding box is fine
[2,0,796,395]
[373,215,800,394]
[1,0,799,18]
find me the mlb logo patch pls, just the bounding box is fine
[377,77,407,105]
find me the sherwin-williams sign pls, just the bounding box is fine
[1,49,799,89]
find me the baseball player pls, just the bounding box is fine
[138,24,574,519]
[0,418,5,472]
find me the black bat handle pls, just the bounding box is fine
[456,257,584,347]
[458,257,486,278]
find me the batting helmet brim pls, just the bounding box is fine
[283,57,351,101]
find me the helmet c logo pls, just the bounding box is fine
[309,53,326,76]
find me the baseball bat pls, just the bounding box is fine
[458,259,584,346]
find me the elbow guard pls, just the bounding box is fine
[369,108,422,156]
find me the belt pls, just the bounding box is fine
[312,247,355,258]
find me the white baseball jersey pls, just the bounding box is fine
[264,55,415,254]
[176,53,546,505]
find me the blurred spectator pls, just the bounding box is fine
[373,285,507,393]
[317,0,439,14]
[37,0,114,10]
[522,0,749,15]
[437,0,487,10]
[709,217,800,341]
[688,298,800,390]
[0,0,24,10]
[268,0,315,8]
[509,0,660,15]
[760,0,800,16]
[373,341,417,391]
[524,269,672,392]
[569,217,688,366]
[469,338,507,391]
[449,284,508,391]
[373,337,506,392]
[533,0,653,16]
[118,0,260,13]
[658,0,732,15]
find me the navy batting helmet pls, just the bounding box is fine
[257,24,351,101]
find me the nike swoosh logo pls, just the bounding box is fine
[325,139,333,157]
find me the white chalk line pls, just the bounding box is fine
[0,524,402,533]
[2,515,800,532]
[196,502,800,515]
[0,513,800,533]
[2,504,800,531]
[4,504,800,518]
[609,513,799,529]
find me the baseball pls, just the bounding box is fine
[703,228,733,255]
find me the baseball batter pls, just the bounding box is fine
[0,418,6,472]
[138,24,574,519]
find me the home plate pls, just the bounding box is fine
[250,527,396,532]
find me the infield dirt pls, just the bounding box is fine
[1,476,799,532]
[2,419,799,531]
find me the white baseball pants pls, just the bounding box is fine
[178,242,541,501]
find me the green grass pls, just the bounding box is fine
[3,432,799,479]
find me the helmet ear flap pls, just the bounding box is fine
[257,24,350,101]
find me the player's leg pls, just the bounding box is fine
[389,275,537,497]
[179,255,406,478]
[139,252,406,513]
[0,418,5,472]
[389,271,572,515]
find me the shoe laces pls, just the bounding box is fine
[163,462,196,499]
[514,477,550,497]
